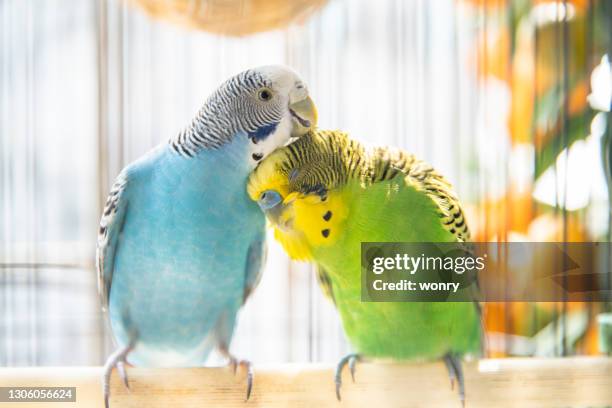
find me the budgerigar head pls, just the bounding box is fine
[173,65,317,167]
[247,130,359,260]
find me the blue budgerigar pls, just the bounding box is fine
[96,66,317,407]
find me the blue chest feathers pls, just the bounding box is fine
[108,139,264,365]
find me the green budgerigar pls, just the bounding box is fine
[247,129,481,404]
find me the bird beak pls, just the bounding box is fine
[289,94,317,137]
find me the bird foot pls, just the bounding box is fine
[334,353,361,401]
[221,350,254,401]
[103,344,133,408]
[443,353,465,407]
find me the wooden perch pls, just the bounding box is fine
[0,357,611,407]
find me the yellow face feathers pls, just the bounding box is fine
[267,189,349,261]
[247,130,355,260]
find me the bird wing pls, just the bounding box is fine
[96,172,129,311]
[242,232,267,304]
[315,263,336,305]
[367,147,471,242]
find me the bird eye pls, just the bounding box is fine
[258,88,273,102]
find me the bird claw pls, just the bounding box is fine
[348,356,359,382]
[224,354,254,401]
[444,357,456,391]
[116,361,130,391]
[443,353,465,406]
[334,353,361,401]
